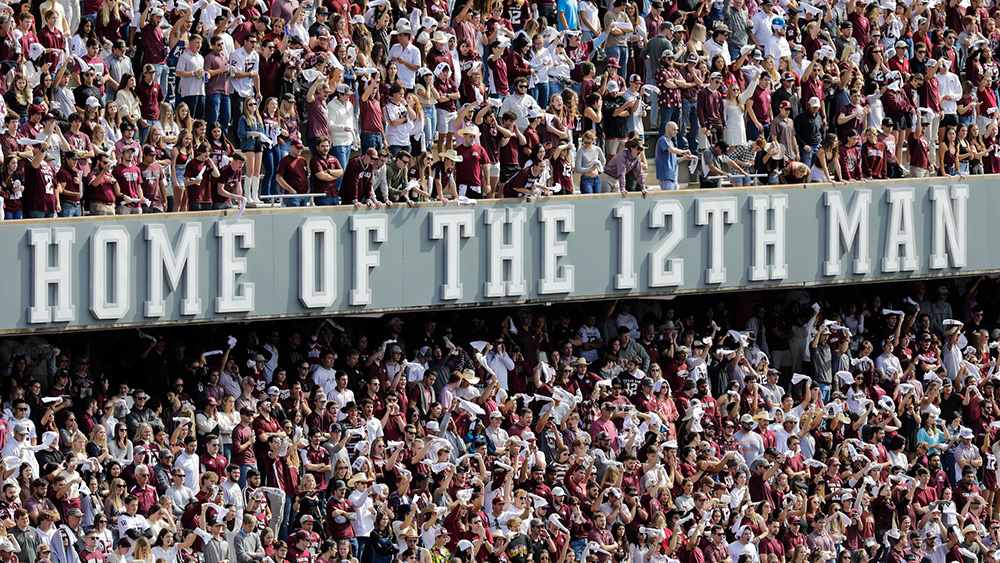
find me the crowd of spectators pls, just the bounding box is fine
[1,277,1000,563]
[5,0,996,218]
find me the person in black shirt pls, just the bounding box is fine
[602,81,628,156]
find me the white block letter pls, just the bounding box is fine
[614,203,636,290]
[484,208,527,298]
[28,228,75,324]
[145,223,202,317]
[882,188,919,273]
[749,194,789,281]
[929,184,968,270]
[90,226,131,320]
[648,200,684,287]
[823,190,872,276]
[695,198,737,284]
[538,206,575,295]
[350,214,387,306]
[430,210,475,300]
[216,222,255,313]
[299,217,337,308]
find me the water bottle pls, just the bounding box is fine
[205,68,210,83]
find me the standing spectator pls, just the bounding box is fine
[135,65,164,142]
[176,35,207,122]
[656,122,690,190]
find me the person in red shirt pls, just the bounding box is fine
[838,130,862,181]
[24,140,60,218]
[138,147,168,213]
[55,151,84,218]
[454,125,492,198]
[113,145,143,214]
[276,140,309,207]
[324,480,356,544]
[861,127,887,179]
[88,154,118,215]
[184,143,221,211]
[309,137,344,206]
[908,117,934,177]
[339,148,378,208]
[212,152,246,209]
[135,63,164,141]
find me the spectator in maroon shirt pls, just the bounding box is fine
[135,64,164,141]
[340,148,380,208]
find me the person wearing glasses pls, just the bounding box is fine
[124,391,162,437]
[228,33,262,139]
[133,64,163,143]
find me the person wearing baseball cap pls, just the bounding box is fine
[795,95,825,168]
[56,150,85,217]
[276,138,309,207]
[771,98,799,162]
[137,145,167,213]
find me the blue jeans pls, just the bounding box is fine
[24,210,55,219]
[262,146,279,200]
[279,494,295,540]
[388,145,407,157]
[606,46,629,79]
[799,144,819,168]
[747,121,769,142]
[331,145,351,191]
[4,210,21,220]
[579,175,601,194]
[659,106,680,139]
[533,81,551,106]
[152,64,169,97]
[315,196,339,206]
[206,92,231,130]
[570,539,587,561]
[817,383,831,403]
[182,95,206,122]
[361,131,383,152]
[422,106,437,145]
[238,465,253,488]
[59,203,82,217]
[680,99,699,152]
[223,443,232,460]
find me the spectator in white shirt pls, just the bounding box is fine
[387,24,421,90]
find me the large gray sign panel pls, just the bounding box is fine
[2,179,991,334]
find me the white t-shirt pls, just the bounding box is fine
[387,42,420,88]
[227,47,259,98]
[384,102,410,147]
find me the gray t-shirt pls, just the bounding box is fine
[811,342,833,384]
[176,50,206,97]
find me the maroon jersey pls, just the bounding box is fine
[138,162,165,206]
[212,163,243,203]
[24,163,62,213]
[113,163,142,206]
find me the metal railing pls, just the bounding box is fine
[704,173,771,187]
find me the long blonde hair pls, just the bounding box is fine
[107,478,127,512]
[243,98,262,128]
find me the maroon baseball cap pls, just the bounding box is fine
[365,147,379,159]
[607,57,621,68]
[779,100,792,110]
[291,139,304,148]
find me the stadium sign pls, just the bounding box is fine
[3,179,989,334]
